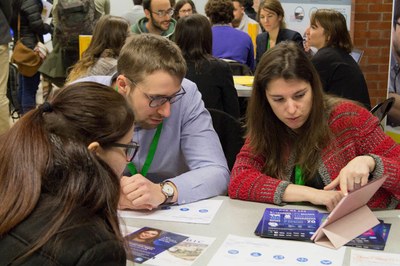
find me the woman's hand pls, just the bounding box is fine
[324,155,375,195]
[283,184,344,212]
[308,189,344,212]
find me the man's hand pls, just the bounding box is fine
[118,175,166,210]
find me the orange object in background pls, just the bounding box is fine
[248,23,258,55]
[79,35,92,59]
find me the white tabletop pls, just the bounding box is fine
[122,196,400,265]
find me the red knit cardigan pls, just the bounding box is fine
[229,102,400,209]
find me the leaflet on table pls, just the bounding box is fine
[208,234,346,266]
[255,208,391,250]
[350,249,400,266]
[255,208,327,242]
[345,220,391,251]
[121,225,215,265]
[118,199,223,224]
[125,227,188,264]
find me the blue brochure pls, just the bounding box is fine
[255,208,326,242]
[345,220,391,250]
[255,208,391,250]
[125,227,189,264]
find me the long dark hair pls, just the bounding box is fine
[175,14,213,71]
[174,0,197,20]
[0,82,135,261]
[246,42,332,180]
[67,15,130,82]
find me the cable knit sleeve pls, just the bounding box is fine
[228,139,290,205]
[329,102,400,208]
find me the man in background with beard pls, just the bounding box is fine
[131,0,176,40]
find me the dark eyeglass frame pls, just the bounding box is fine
[150,8,174,17]
[109,141,139,161]
[126,77,186,108]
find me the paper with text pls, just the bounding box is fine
[208,234,345,265]
[122,226,215,266]
[118,199,223,224]
[350,249,400,266]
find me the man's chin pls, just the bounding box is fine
[137,121,160,130]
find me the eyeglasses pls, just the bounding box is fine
[126,77,186,107]
[109,141,139,161]
[141,86,186,107]
[151,8,174,17]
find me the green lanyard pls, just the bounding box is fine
[294,165,305,185]
[127,123,163,177]
[267,39,270,50]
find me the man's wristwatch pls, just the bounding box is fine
[160,181,175,204]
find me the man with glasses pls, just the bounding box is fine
[131,0,176,40]
[388,0,400,127]
[76,34,230,210]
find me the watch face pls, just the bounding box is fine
[162,183,174,196]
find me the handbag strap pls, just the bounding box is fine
[17,14,20,40]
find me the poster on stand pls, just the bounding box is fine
[386,0,400,143]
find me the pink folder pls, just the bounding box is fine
[311,176,387,249]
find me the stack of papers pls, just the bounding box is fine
[233,76,254,87]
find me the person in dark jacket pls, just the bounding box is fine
[0,0,12,133]
[175,14,240,119]
[255,0,303,66]
[306,9,371,109]
[0,82,137,265]
[10,0,52,114]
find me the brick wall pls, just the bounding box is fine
[352,0,393,106]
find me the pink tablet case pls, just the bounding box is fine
[311,176,387,249]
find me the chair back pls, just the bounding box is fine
[223,59,253,76]
[370,97,395,122]
[208,108,245,170]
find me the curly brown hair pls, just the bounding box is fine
[205,0,234,25]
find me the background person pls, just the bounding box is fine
[0,0,12,134]
[0,82,136,264]
[175,14,240,118]
[232,0,260,36]
[306,9,371,109]
[131,0,176,40]
[10,0,52,114]
[205,0,255,71]
[122,0,146,26]
[229,42,400,211]
[255,0,303,66]
[173,0,197,20]
[76,34,230,210]
[66,15,130,83]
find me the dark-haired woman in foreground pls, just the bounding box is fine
[0,82,138,264]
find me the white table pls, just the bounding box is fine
[122,196,400,265]
[235,84,252,98]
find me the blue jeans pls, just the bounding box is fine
[19,72,40,114]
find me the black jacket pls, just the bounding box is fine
[0,195,126,265]
[311,46,371,109]
[256,28,304,66]
[185,58,240,119]
[11,0,51,49]
[0,0,12,45]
